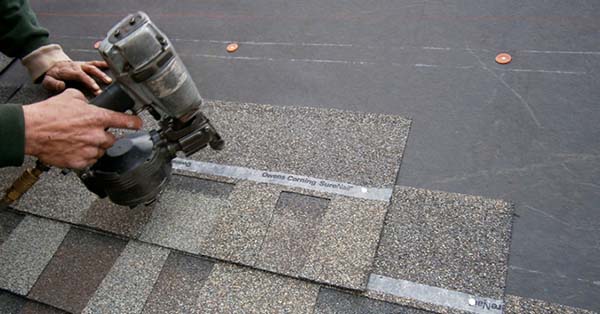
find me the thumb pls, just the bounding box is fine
[42,75,66,93]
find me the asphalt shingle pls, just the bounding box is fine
[192,101,411,187]
[504,295,596,314]
[6,85,52,104]
[200,181,280,264]
[82,241,169,314]
[139,175,234,254]
[300,196,389,290]
[0,291,26,314]
[373,187,514,300]
[0,163,26,192]
[28,228,127,313]
[195,263,320,314]
[314,288,433,314]
[143,251,215,314]
[19,301,68,314]
[0,216,69,295]
[15,168,97,224]
[0,55,12,73]
[256,191,330,274]
[0,210,24,245]
[81,198,155,238]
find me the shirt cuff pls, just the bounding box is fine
[21,44,71,82]
[0,104,25,167]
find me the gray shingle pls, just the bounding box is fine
[15,168,97,224]
[200,181,280,264]
[82,241,169,314]
[374,187,514,299]
[0,210,24,245]
[139,176,233,254]
[20,301,69,314]
[256,192,330,274]
[0,216,69,295]
[0,163,27,192]
[5,85,52,104]
[81,198,155,238]
[195,263,320,314]
[143,252,215,314]
[0,55,12,73]
[191,101,411,187]
[28,228,127,313]
[0,291,26,314]
[300,196,389,290]
[167,175,235,198]
[504,295,596,314]
[315,288,433,314]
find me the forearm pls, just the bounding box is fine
[0,104,25,167]
[0,0,50,58]
[0,0,70,81]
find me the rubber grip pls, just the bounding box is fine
[90,83,135,112]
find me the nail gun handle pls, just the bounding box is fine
[90,83,135,113]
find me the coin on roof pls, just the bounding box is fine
[495,53,512,64]
[226,43,239,53]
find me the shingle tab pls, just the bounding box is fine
[192,101,411,187]
[81,198,154,238]
[20,301,68,314]
[143,252,215,314]
[0,210,24,245]
[300,196,389,289]
[374,187,514,299]
[0,291,26,314]
[15,169,97,224]
[256,192,329,274]
[28,228,127,313]
[139,175,234,254]
[200,181,280,264]
[0,216,69,295]
[82,241,169,314]
[315,288,433,314]
[195,263,320,314]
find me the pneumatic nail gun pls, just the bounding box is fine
[2,12,224,208]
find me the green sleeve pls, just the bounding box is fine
[0,104,25,167]
[0,0,50,58]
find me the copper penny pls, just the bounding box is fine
[495,53,512,64]
[226,43,239,53]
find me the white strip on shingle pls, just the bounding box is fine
[0,216,69,295]
[173,158,393,202]
[368,274,505,314]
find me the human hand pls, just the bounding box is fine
[22,88,143,169]
[42,60,113,95]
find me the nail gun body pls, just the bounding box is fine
[80,12,224,207]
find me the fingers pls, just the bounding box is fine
[41,76,66,93]
[54,62,101,94]
[82,63,112,85]
[74,70,101,95]
[99,131,117,149]
[87,60,109,69]
[100,110,144,130]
